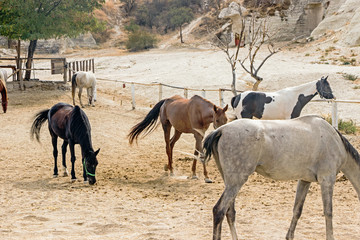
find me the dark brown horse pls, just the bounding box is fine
[128,95,228,182]
[31,103,100,185]
[0,74,8,113]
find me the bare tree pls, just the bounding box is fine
[213,9,280,94]
[238,14,280,90]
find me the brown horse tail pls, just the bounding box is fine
[71,73,78,105]
[128,99,166,145]
[30,109,49,142]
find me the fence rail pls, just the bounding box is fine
[96,78,359,130]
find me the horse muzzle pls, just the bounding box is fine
[88,176,96,185]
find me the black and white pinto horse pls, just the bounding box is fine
[203,115,360,240]
[72,71,97,108]
[231,76,334,120]
[31,103,100,185]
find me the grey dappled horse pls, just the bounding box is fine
[203,115,360,240]
[231,76,334,120]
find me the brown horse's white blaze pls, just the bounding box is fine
[128,95,228,183]
[203,115,360,240]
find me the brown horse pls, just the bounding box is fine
[0,73,8,113]
[128,95,228,182]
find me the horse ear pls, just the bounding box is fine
[95,148,100,156]
[223,104,228,112]
[213,105,218,113]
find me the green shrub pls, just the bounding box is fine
[125,30,157,51]
[325,116,357,134]
[342,73,358,81]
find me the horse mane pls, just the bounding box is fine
[336,129,360,166]
[70,106,92,147]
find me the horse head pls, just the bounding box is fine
[84,148,100,185]
[317,76,335,99]
[213,104,228,129]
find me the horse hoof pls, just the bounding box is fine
[164,164,169,171]
[191,175,199,180]
[204,178,214,183]
[84,180,89,184]
[70,178,76,183]
[63,172,68,177]
[170,172,175,177]
[91,105,95,107]
[53,174,58,178]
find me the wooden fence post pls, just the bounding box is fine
[63,58,67,83]
[19,59,24,90]
[219,89,225,107]
[158,84,163,101]
[76,61,79,72]
[331,100,338,130]
[131,83,136,110]
[92,59,95,73]
[201,89,206,98]
[184,88,188,98]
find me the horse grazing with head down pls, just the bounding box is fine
[231,76,334,120]
[128,95,228,182]
[72,71,97,108]
[0,69,8,113]
[31,103,100,185]
[203,115,360,240]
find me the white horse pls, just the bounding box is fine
[71,71,97,107]
[231,76,334,120]
[203,115,360,240]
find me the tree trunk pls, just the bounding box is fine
[24,39,38,80]
[252,80,261,91]
[180,25,184,43]
[231,69,237,96]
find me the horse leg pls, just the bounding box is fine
[78,87,84,108]
[193,132,212,182]
[286,180,311,240]
[61,140,69,177]
[51,135,58,177]
[213,185,242,240]
[69,141,77,182]
[90,87,95,107]
[226,200,238,240]
[320,177,336,240]
[87,88,93,106]
[162,122,173,175]
[170,130,182,171]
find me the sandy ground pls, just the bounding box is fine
[1,44,360,240]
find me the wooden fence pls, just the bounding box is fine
[66,58,95,81]
[97,78,360,130]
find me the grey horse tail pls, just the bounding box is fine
[336,129,360,166]
[203,129,222,164]
[71,73,78,87]
[30,109,49,142]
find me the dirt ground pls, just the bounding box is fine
[1,46,360,240]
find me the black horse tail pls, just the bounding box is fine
[203,129,222,164]
[71,73,78,104]
[30,109,49,142]
[336,129,360,166]
[128,99,166,144]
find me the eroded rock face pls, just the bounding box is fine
[219,0,360,46]
[311,0,360,46]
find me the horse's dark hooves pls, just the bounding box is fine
[204,178,214,183]
[70,178,77,183]
[53,174,58,178]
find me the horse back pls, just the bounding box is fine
[48,103,74,139]
[74,71,96,88]
[217,116,346,182]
